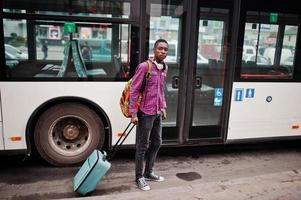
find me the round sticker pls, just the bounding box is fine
[266,96,272,102]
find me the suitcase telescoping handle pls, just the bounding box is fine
[107,122,135,161]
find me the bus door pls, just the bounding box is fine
[148,1,232,143]
[148,1,184,142]
[188,5,231,141]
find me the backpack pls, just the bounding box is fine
[120,60,152,118]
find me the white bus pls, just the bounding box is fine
[1,0,301,166]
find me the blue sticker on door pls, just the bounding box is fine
[214,88,223,106]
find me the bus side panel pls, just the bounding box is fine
[0,123,4,150]
[0,91,2,122]
[0,82,135,150]
[227,82,301,140]
[0,90,4,150]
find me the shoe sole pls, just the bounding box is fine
[138,186,151,191]
[144,178,164,182]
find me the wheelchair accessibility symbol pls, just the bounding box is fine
[214,88,223,106]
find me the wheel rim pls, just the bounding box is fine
[48,115,92,156]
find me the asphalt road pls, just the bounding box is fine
[1,141,301,200]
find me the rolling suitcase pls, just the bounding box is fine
[73,122,135,196]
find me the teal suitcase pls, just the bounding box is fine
[73,123,135,196]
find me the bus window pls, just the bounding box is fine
[280,25,297,67]
[3,18,28,77]
[3,19,130,79]
[240,12,298,79]
[198,19,224,62]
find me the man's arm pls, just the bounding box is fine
[162,68,168,120]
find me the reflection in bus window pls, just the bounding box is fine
[198,20,224,62]
[240,12,298,79]
[3,18,28,77]
[281,25,297,67]
[3,19,130,79]
[78,39,112,61]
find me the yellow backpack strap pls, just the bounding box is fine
[145,59,152,79]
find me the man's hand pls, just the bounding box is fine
[131,116,138,125]
[161,108,167,120]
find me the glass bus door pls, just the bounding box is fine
[148,1,231,143]
[188,6,230,140]
[148,1,184,142]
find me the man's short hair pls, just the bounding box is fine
[154,39,168,48]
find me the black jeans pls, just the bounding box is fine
[135,111,162,179]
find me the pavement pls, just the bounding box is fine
[1,144,301,200]
[60,146,301,200]
[64,169,301,200]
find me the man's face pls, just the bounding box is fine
[153,42,168,63]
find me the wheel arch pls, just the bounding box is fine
[26,96,112,156]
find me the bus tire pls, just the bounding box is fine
[34,102,105,166]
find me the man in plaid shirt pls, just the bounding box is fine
[130,39,168,191]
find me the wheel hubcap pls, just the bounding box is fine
[63,125,80,140]
[48,115,91,156]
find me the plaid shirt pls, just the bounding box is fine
[129,60,167,117]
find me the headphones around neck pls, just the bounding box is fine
[153,59,166,70]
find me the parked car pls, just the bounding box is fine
[5,44,28,60]
[244,55,271,65]
[5,51,19,69]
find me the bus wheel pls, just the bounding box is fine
[34,103,105,166]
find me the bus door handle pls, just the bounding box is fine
[172,76,179,89]
[195,76,202,89]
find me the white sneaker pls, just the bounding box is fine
[136,177,151,191]
[144,173,165,182]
